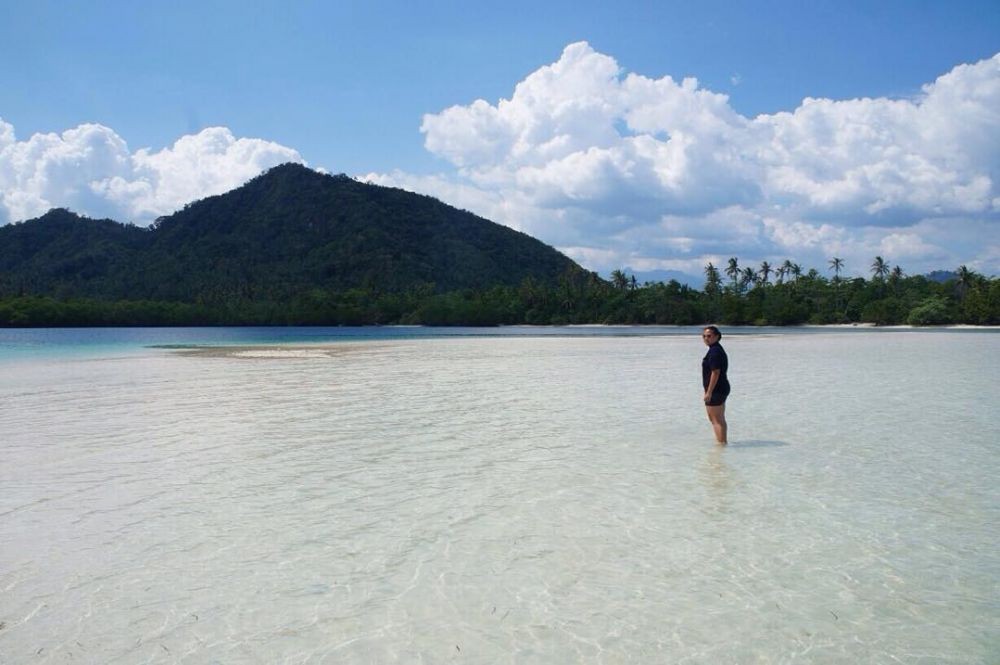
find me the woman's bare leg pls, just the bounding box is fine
[705,404,728,445]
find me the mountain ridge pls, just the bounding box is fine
[0,163,587,301]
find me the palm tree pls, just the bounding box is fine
[828,257,844,282]
[870,256,890,297]
[889,265,904,295]
[955,265,980,301]
[791,263,802,281]
[870,256,889,281]
[704,262,722,297]
[828,257,845,317]
[758,261,772,286]
[725,257,740,291]
[741,266,757,290]
[610,269,629,291]
[781,259,795,283]
[775,261,790,285]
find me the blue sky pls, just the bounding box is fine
[2,0,999,279]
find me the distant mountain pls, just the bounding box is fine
[0,164,585,301]
[925,270,958,283]
[616,267,703,289]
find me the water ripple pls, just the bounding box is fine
[0,334,997,663]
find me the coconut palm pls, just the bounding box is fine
[725,257,740,291]
[827,257,845,316]
[610,269,629,291]
[870,256,889,281]
[741,266,758,290]
[828,257,844,281]
[889,265,904,295]
[775,260,791,285]
[955,265,980,300]
[758,261,772,286]
[704,262,720,281]
[704,262,722,296]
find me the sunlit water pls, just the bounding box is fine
[1,330,997,664]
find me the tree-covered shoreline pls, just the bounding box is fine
[2,258,996,327]
[4,167,995,328]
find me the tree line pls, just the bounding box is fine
[0,257,996,327]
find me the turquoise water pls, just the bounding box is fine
[0,328,997,663]
[1,325,993,362]
[0,326,701,362]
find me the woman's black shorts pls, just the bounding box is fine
[705,389,729,406]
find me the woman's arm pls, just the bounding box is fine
[704,369,720,402]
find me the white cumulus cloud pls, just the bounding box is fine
[0,121,303,225]
[5,42,998,279]
[374,42,1000,277]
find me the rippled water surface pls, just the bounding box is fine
[1,330,998,663]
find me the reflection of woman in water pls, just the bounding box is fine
[701,326,730,445]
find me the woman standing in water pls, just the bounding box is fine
[701,326,730,445]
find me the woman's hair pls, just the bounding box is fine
[703,325,722,339]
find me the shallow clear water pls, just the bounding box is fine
[1,330,997,663]
[0,326,709,362]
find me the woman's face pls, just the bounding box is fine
[702,329,718,346]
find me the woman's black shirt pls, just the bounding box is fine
[702,343,730,394]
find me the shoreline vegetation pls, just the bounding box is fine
[1,259,997,328]
[3,170,995,328]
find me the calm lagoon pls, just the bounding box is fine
[0,327,997,663]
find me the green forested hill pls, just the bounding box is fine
[0,208,149,298]
[0,163,584,302]
[1,164,996,327]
